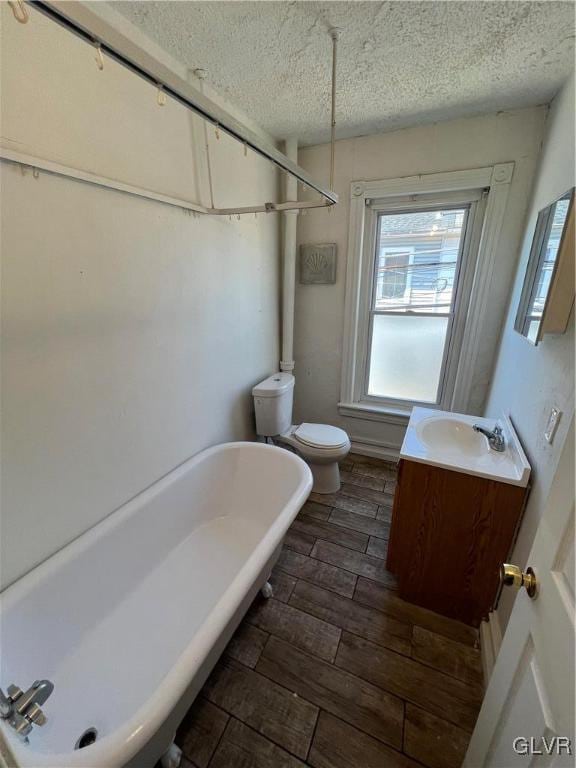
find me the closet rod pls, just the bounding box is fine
[27,1,339,214]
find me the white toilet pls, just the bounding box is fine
[252,372,350,494]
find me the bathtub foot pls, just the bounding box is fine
[261,581,274,599]
[161,742,182,768]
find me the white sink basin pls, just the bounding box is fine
[401,407,531,487]
[416,417,491,458]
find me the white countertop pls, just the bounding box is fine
[400,407,531,487]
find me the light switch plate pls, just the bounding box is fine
[544,407,561,444]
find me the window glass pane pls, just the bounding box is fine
[367,314,449,402]
[527,197,570,329]
[374,208,468,313]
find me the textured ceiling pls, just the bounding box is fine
[116,1,575,146]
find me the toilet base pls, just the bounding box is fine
[309,461,341,494]
[271,427,349,495]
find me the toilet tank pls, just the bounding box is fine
[252,373,295,436]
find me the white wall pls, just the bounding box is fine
[294,108,546,454]
[0,4,280,589]
[485,74,575,631]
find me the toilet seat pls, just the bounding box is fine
[294,423,349,450]
[275,423,351,493]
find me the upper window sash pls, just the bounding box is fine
[368,202,472,319]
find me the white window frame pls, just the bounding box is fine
[339,164,515,424]
[362,192,484,411]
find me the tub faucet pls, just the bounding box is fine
[0,680,54,740]
[473,423,506,452]
[0,689,12,719]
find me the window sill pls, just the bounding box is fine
[338,401,412,425]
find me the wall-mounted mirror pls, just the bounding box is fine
[515,187,575,345]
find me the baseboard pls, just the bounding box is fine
[349,437,400,463]
[479,609,503,688]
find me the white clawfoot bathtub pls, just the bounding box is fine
[0,442,312,768]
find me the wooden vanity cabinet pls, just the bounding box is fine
[386,459,529,627]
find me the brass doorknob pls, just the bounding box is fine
[500,563,538,598]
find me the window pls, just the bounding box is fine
[366,206,469,404]
[339,164,517,423]
[377,250,411,299]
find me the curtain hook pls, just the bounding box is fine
[8,1,29,23]
[243,142,247,157]
[214,123,220,140]
[94,43,104,71]
[157,85,166,107]
[32,167,39,179]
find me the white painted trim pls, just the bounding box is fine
[451,163,515,411]
[338,402,410,425]
[351,167,494,200]
[479,609,503,689]
[341,164,515,417]
[349,437,401,463]
[479,620,494,686]
[341,184,368,404]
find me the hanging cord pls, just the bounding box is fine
[8,0,29,23]
[194,69,215,210]
[329,28,340,194]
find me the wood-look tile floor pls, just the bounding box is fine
[176,455,484,768]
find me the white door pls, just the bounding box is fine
[465,416,575,768]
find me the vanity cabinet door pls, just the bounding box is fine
[386,459,527,627]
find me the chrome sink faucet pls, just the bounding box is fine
[0,680,54,740]
[473,423,506,452]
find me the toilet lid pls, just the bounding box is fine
[294,423,349,450]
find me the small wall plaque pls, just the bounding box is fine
[299,243,337,285]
